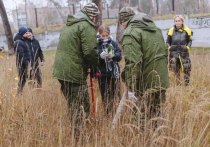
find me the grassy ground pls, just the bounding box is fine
[0,49,210,146]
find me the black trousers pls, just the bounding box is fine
[17,66,28,94]
[58,80,90,139]
[98,75,120,114]
[30,67,42,88]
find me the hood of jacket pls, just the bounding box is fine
[14,33,24,42]
[66,11,95,27]
[128,13,158,32]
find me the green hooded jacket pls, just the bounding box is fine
[53,11,98,84]
[121,13,169,94]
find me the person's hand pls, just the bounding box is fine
[40,62,44,66]
[128,91,137,102]
[168,46,171,50]
[107,53,114,59]
[95,71,101,78]
[100,51,109,59]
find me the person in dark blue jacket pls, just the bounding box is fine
[14,27,31,94]
[27,28,44,88]
[97,25,122,114]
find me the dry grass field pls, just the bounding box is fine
[0,49,210,147]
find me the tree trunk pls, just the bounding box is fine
[156,0,159,14]
[116,0,129,45]
[172,0,175,12]
[137,0,143,12]
[92,0,102,29]
[0,0,14,54]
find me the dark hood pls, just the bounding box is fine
[14,33,24,41]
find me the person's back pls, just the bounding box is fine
[53,11,98,84]
[122,12,169,94]
[53,3,100,141]
[119,7,169,129]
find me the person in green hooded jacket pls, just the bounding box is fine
[53,3,99,138]
[119,7,169,127]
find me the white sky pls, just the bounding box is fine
[3,0,24,11]
[3,0,67,11]
[2,0,68,21]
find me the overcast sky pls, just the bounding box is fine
[3,0,23,11]
[3,0,67,11]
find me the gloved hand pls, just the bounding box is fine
[107,53,114,59]
[100,51,109,59]
[168,46,171,50]
[128,91,137,102]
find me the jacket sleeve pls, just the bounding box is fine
[186,33,192,47]
[80,24,99,68]
[36,40,44,62]
[16,41,24,63]
[121,34,143,91]
[112,41,122,62]
[166,34,172,47]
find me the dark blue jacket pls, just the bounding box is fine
[14,34,31,68]
[98,37,122,77]
[26,36,44,68]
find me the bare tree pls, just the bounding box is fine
[49,0,66,23]
[0,0,14,54]
[138,0,143,12]
[156,0,159,14]
[92,0,102,29]
[116,0,129,45]
[172,0,175,12]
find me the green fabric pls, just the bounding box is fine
[59,80,90,139]
[59,80,90,116]
[121,13,169,94]
[53,11,99,84]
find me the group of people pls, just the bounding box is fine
[52,2,170,139]
[14,27,44,94]
[53,3,123,120]
[14,2,193,140]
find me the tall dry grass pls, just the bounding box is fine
[0,49,210,147]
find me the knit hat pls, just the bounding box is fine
[119,7,135,24]
[27,27,33,34]
[18,27,28,36]
[81,3,100,17]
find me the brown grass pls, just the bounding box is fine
[0,49,210,146]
